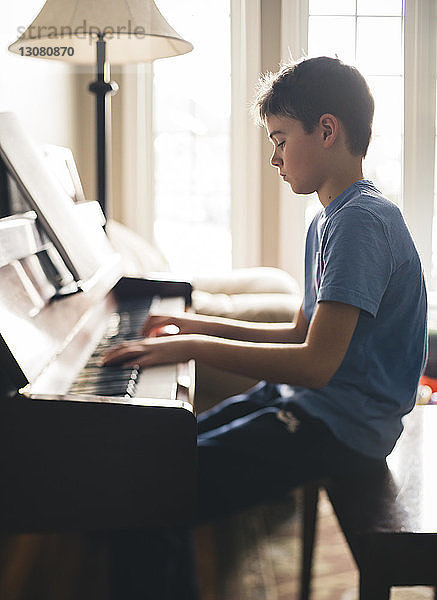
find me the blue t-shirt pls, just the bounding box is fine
[282,180,428,458]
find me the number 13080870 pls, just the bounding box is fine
[19,46,74,57]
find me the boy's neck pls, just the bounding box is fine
[317,159,364,208]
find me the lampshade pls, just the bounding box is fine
[8,0,193,65]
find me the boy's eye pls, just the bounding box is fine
[277,141,285,149]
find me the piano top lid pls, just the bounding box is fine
[0,112,117,285]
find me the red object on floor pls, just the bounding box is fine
[420,375,437,392]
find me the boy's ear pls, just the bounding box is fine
[319,113,338,147]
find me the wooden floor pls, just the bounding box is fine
[196,489,435,600]
[0,532,110,600]
[0,490,434,599]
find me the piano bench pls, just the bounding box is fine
[299,405,437,600]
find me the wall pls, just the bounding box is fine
[72,70,96,204]
[72,66,138,225]
[230,0,305,287]
[0,2,77,168]
[260,0,281,268]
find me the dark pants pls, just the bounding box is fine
[197,381,382,521]
[109,382,383,599]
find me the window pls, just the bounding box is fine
[305,1,437,291]
[153,0,231,273]
[308,0,404,207]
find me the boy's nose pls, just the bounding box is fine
[271,150,282,167]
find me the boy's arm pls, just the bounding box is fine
[141,304,309,344]
[104,301,359,389]
[190,301,359,387]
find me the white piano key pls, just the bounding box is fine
[135,364,178,400]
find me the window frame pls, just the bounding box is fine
[403,0,436,285]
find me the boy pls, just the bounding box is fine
[104,57,428,522]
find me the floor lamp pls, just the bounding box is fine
[8,0,193,219]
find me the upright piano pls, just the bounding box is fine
[0,115,196,535]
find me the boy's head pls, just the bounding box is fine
[253,56,374,158]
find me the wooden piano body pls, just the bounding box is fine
[0,193,196,536]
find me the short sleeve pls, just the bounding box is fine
[318,207,394,317]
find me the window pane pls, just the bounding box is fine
[364,135,402,204]
[357,17,402,75]
[308,3,404,214]
[309,0,356,15]
[357,0,403,16]
[308,16,355,64]
[153,0,231,273]
[367,76,403,136]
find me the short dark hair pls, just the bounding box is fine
[253,56,374,157]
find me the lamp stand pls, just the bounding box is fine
[88,36,119,219]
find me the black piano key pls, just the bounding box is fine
[68,296,150,397]
[71,367,138,395]
[76,370,133,383]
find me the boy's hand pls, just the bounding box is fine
[140,312,207,338]
[101,335,198,368]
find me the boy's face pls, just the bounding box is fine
[266,114,325,195]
